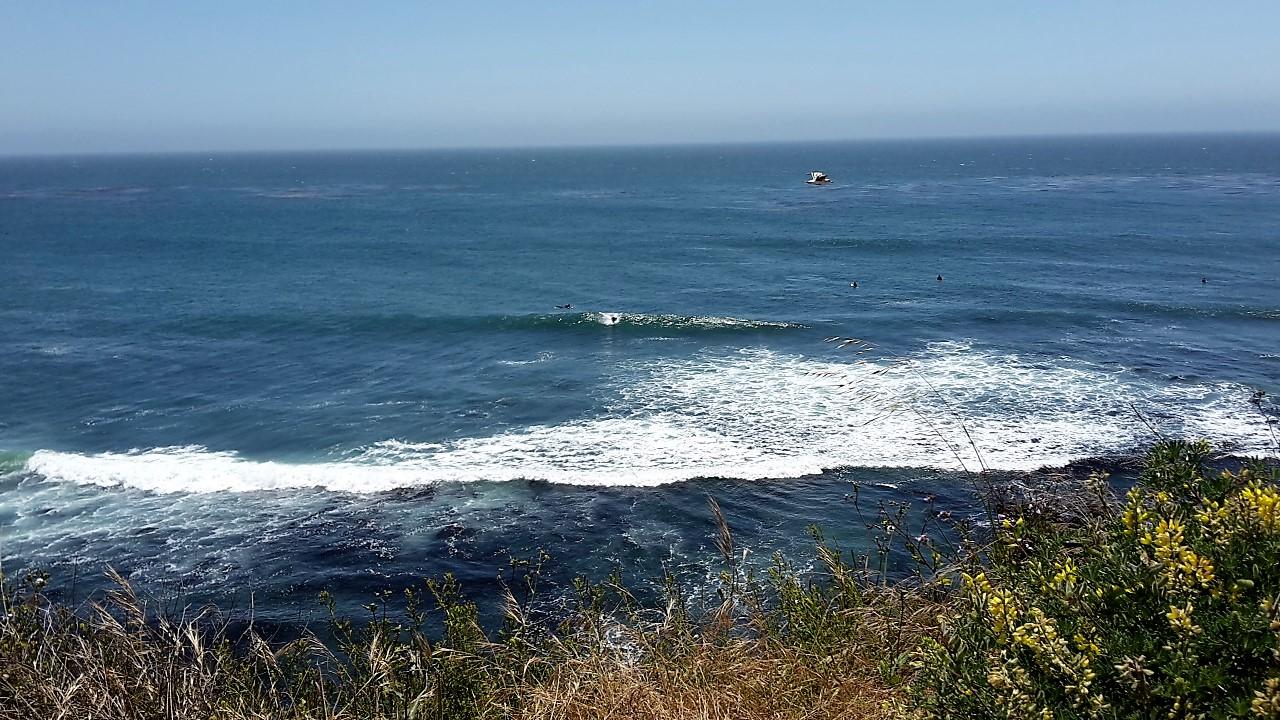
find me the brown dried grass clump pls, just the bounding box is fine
[0,500,945,720]
[515,623,927,720]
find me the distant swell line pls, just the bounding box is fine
[165,312,806,338]
[1110,301,1280,322]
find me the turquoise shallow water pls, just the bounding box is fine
[1,135,1277,618]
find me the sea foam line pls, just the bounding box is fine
[23,346,1276,494]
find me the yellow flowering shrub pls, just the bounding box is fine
[909,441,1280,718]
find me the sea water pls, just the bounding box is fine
[1,135,1277,620]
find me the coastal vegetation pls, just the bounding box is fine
[1,441,1278,719]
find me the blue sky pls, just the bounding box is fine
[2,1,1278,153]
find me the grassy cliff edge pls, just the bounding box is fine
[2,442,1278,719]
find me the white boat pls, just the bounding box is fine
[806,171,832,185]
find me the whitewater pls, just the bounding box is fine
[22,345,1274,494]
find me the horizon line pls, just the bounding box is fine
[3,128,1279,161]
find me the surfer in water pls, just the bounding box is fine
[555,303,573,309]
[937,274,944,282]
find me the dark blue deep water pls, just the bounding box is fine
[2,135,1278,619]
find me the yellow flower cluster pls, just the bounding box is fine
[1141,517,1184,563]
[1243,483,1280,533]
[1176,549,1215,587]
[1122,488,1151,535]
[986,653,1045,718]
[1255,676,1280,718]
[1195,499,1231,546]
[1073,632,1101,658]
[1051,559,1078,593]
[1008,608,1106,715]
[1137,517,1215,591]
[1187,479,1280,552]
[966,571,1020,640]
[1166,603,1202,636]
[1262,595,1280,633]
[966,570,1110,715]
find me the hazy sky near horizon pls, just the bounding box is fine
[3,1,1278,154]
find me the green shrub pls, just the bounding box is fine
[907,441,1280,719]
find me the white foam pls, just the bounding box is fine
[497,351,555,366]
[586,313,802,329]
[24,346,1276,494]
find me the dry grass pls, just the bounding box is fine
[0,579,938,720]
[0,513,944,720]
[517,640,894,720]
[516,585,942,720]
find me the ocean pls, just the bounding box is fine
[1,134,1277,621]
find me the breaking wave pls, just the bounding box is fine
[22,344,1275,494]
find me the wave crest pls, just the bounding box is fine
[170,311,804,339]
